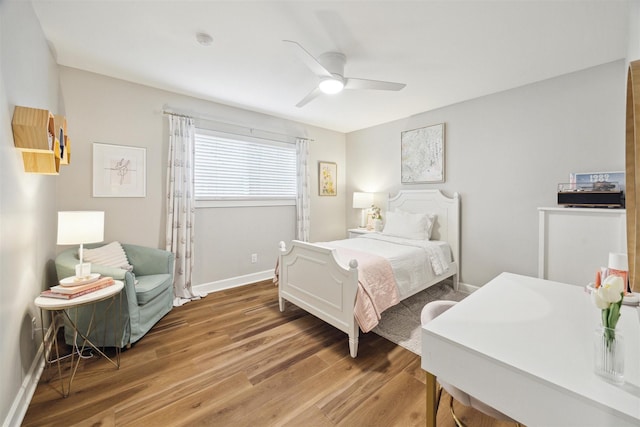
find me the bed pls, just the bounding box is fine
[277,189,460,357]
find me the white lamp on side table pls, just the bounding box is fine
[353,192,373,228]
[57,211,104,279]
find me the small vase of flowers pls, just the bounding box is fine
[370,205,383,231]
[592,274,625,384]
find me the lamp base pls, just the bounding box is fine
[75,262,92,279]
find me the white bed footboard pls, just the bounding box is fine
[278,240,361,357]
[277,189,460,358]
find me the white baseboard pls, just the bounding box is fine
[3,325,52,427]
[457,281,479,294]
[193,270,274,294]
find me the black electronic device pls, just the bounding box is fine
[557,182,624,208]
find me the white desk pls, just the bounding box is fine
[421,273,640,427]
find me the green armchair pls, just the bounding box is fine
[55,243,175,348]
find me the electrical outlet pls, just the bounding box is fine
[31,317,37,340]
[251,253,258,263]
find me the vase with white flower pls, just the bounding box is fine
[592,274,625,384]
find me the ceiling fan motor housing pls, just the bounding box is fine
[318,52,346,80]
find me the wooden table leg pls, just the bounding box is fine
[426,371,437,427]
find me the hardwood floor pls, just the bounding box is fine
[23,280,515,427]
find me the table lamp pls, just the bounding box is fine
[57,211,104,279]
[353,192,373,228]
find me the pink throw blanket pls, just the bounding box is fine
[329,246,400,332]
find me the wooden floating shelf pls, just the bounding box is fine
[21,150,60,175]
[11,106,71,174]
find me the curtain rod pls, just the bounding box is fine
[162,108,314,144]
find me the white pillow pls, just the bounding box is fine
[382,210,435,240]
[82,241,133,271]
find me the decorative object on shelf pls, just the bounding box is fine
[318,161,337,196]
[93,142,146,197]
[57,211,105,279]
[352,192,373,227]
[54,114,71,165]
[592,274,625,384]
[401,122,445,183]
[570,171,625,193]
[11,106,71,174]
[558,171,625,208]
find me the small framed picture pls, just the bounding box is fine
[318,161,337,196]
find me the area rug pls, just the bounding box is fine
[371,281,467,355]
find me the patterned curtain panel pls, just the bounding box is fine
[626,60,640,293]
[166,115,206,305]
[296,138,310,242]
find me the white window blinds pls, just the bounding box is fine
[194,130,297,201]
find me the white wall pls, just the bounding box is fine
[0,2,60,425]
[55,67,346,287]
[628,0,640,62]
[346,61,626,287]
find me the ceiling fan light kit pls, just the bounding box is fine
[319,78,344,94]
[284,39,406,107]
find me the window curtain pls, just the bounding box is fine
[626,60,640,293]
[166,114,206,306]
[296,138,310,242]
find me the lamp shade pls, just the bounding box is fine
[353,192,374,209]
[57,211,105,245]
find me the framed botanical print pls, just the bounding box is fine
[318,161,337,196]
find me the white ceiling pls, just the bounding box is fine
[31,0,629,133]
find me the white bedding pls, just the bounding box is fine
[317,232,452,299]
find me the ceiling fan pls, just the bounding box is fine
[284,40,406,108]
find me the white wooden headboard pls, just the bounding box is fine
[387,189,461,267]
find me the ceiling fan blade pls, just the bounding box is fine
[296,87,322,108]
[283,40,333,79]
[344,78,406,91]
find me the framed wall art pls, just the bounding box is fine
[318,161,337,196]
[93,142,146,197]
[401,123,445,183]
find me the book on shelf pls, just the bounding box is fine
[41,277,115,299]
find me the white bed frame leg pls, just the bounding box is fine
[279,296,285,312]
[452,272,459,293]
[348,322,359,358]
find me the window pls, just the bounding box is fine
[194,129,297,206]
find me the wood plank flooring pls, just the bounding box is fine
[23,280,516,427]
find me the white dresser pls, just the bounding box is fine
[538,207,626,286]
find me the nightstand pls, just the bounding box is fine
[348,228,375,238]
[34,280,123,397]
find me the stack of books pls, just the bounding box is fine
[40,276,115,300]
